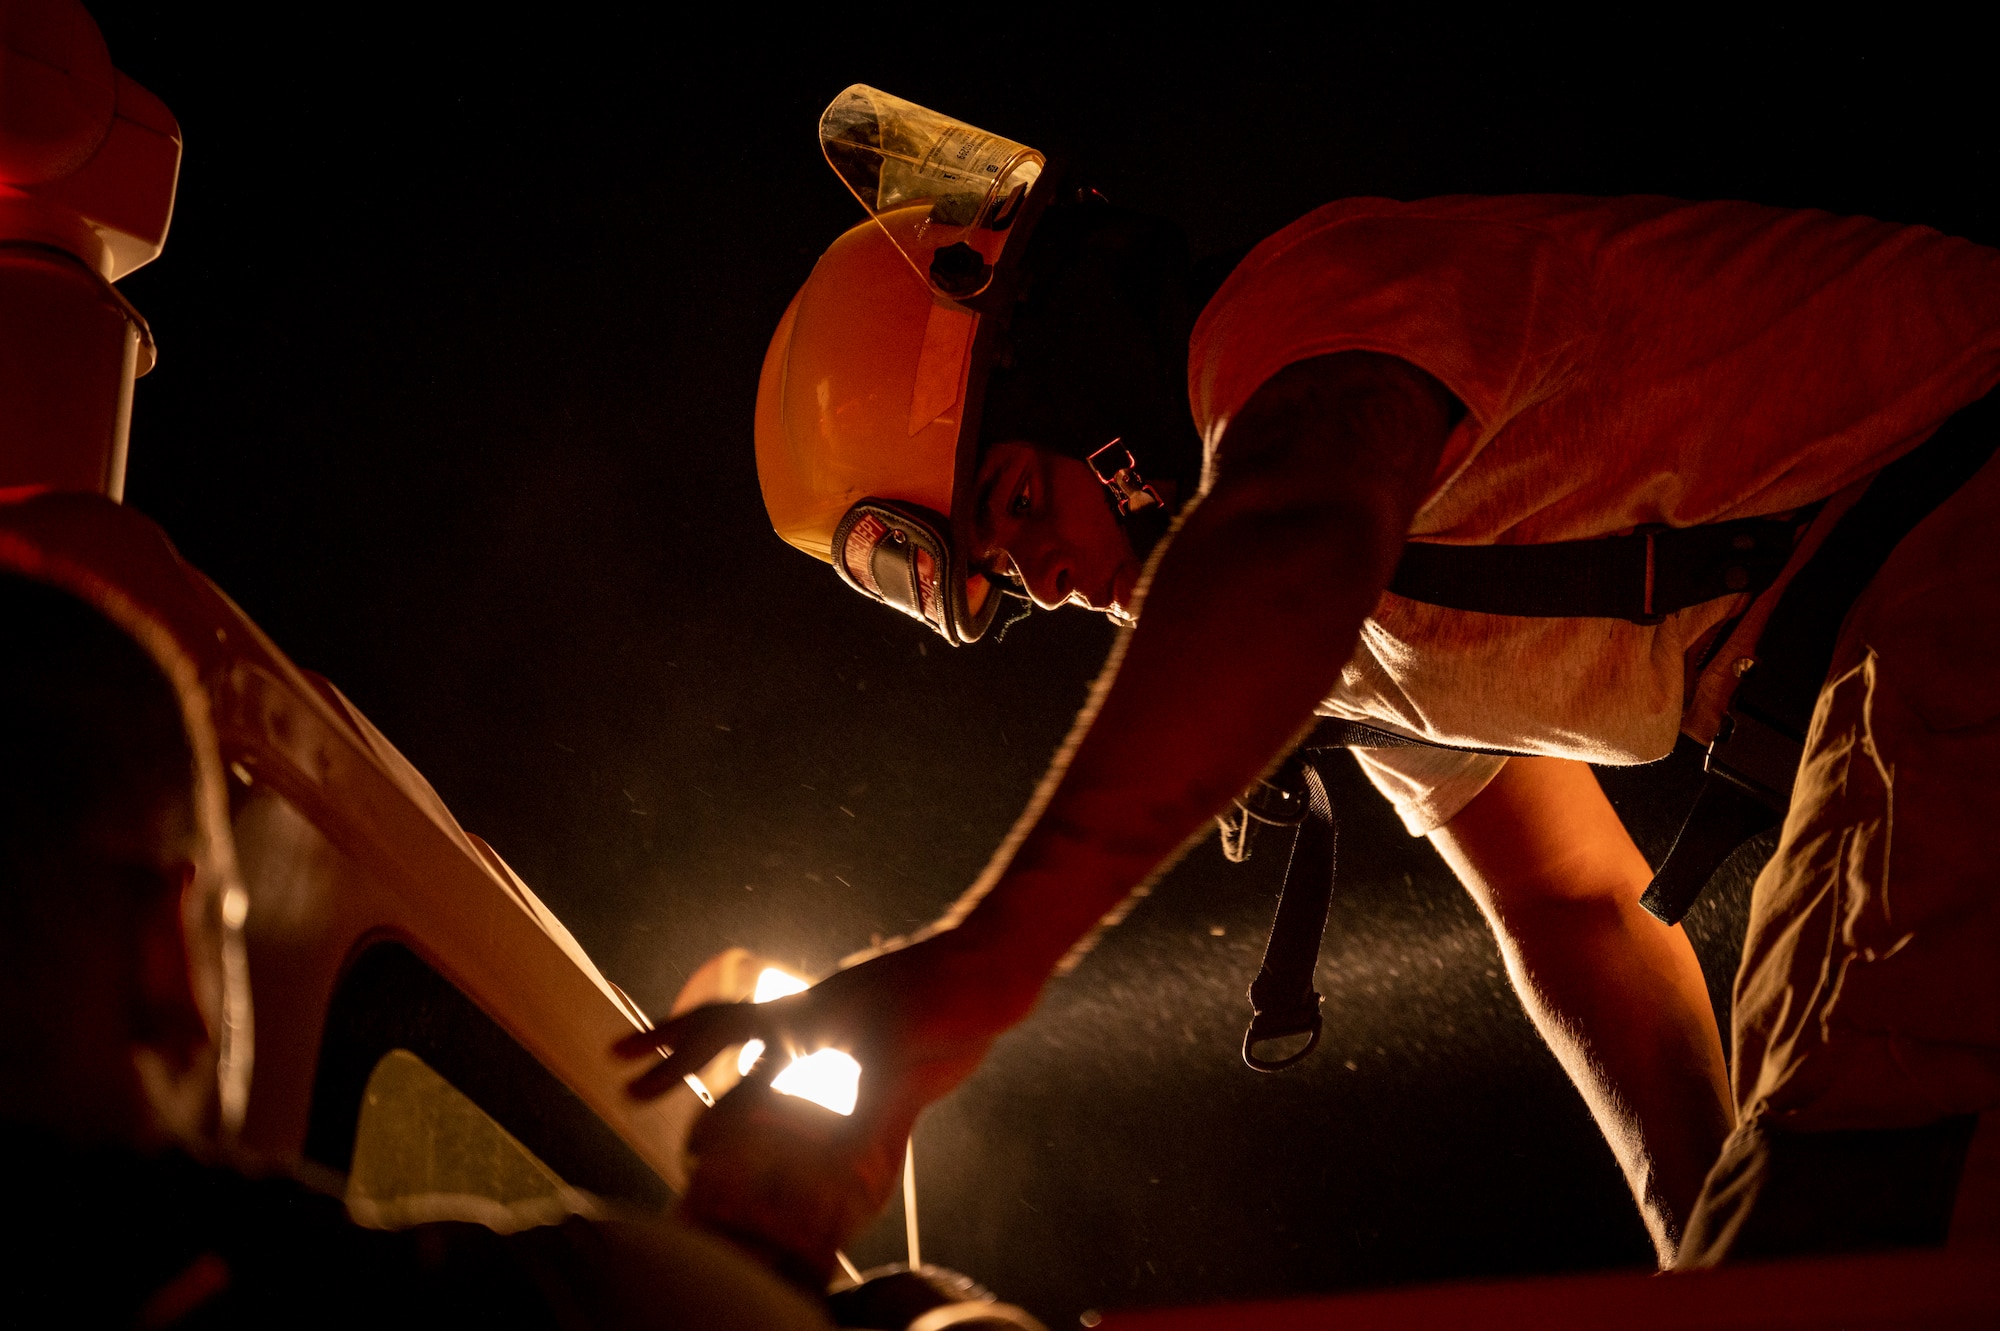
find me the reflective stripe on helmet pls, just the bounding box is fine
[830,499,1000,645]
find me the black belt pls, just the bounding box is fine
[1229,390,2000,1073]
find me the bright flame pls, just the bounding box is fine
[772,1048,862,1116]
[726,967,858,1115]
[753,967,810,1003]
[736,969,809,1075]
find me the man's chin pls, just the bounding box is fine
[1108,564,1142,620]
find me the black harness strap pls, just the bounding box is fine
[1240,753,1333,1071]
[1392,514,1807,623]
[1228,720,1524,1072]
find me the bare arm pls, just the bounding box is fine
[623,352,1455,1275]
[1429,755,1733,1266]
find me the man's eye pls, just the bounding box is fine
[1009,480,1031,516]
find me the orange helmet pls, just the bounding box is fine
[754,87,1053,645]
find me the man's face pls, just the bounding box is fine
[968,440,1144,620]
[1,787,213,1149]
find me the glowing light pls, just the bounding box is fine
[721,967,859,1114]
[736,969,808,1075]
[753,967,810,1003]
[772,1048,861,1116]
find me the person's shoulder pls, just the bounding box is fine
[1250,193,1700,255]
[1187,197,1626,442]
[1194,195,1604,337]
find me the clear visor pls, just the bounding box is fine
[821,85,1045,302]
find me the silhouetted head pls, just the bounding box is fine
[0,574,219,1148]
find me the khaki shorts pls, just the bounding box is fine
[1732,444,2000,1135]
[1679,436,2000,1266]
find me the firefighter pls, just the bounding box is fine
[623,87,2000,1276]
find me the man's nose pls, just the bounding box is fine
[1015,544,1074,610]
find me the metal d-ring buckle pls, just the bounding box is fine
[1217,766,1309,863]
[1242,1001,1324,1073]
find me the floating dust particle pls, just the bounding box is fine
[1209,926,1226,936]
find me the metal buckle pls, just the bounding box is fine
[1705,708,1802,811]
[1242,998,1324,1072]
[1087,438,1163,517]
[1216,763,1309,863]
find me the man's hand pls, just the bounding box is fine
[620,927,1030,1110]
[616,928,1034,1276]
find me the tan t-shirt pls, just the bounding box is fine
[1188,195,2000,833]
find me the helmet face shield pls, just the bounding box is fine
[820,85,1046,303]
[757,87,1057,644]
[831,499,1001,645]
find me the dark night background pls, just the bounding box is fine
[88,6,1993,1324]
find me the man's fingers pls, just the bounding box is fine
[619,1002,767,1101]
[614,1000,762,1059]
[613,1027,671,1059]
